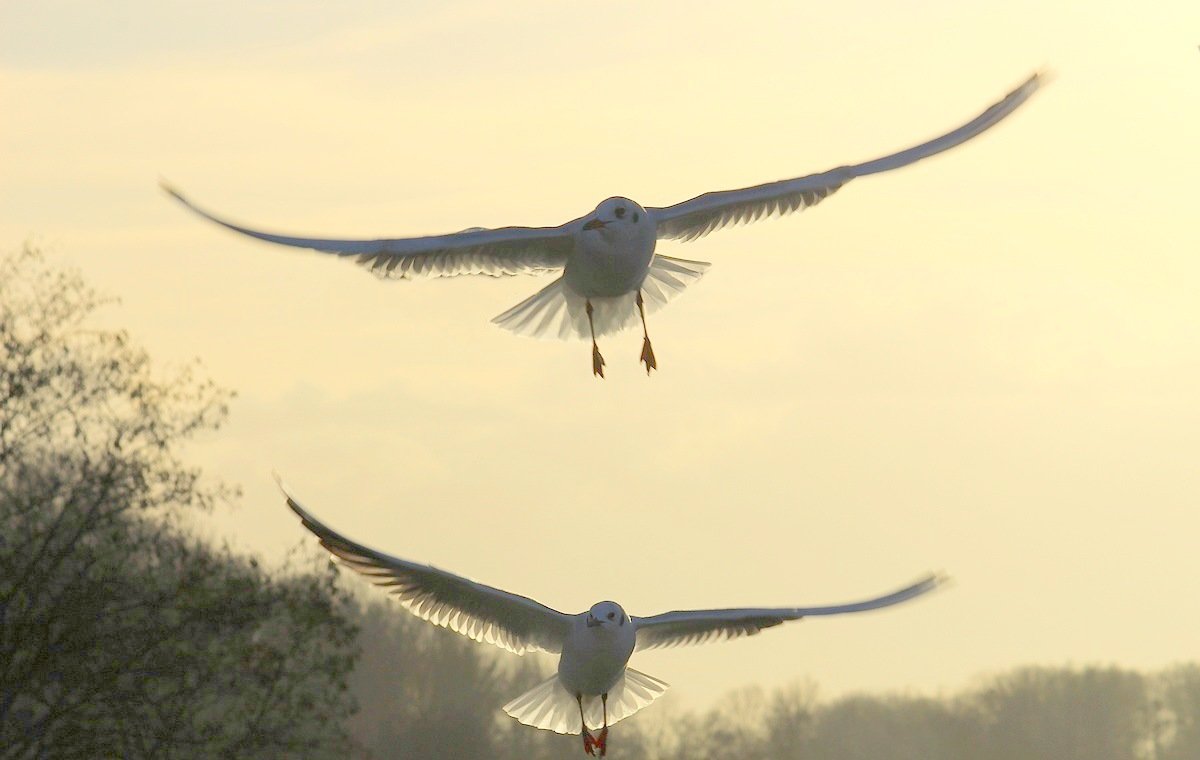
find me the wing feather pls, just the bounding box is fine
[651,73,1042,242]
[633,573,945,651]
[282,488,571,654]
[163,184,573,279]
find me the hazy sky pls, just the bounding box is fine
[4,0,1199,711]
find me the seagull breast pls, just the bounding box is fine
[558,611,637,697]
[565,207,658,298]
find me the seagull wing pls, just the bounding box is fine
[163,184,574,279]
[284,489,573,654]
[632,573,944,651]
[650,73,1042,243]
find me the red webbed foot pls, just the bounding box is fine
[596,727,609,756]
[581,729,598,756]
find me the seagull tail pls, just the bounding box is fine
[639,254,711,314]
[491,255,710,341]
[502,668,670,735]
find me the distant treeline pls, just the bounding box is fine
[351,595,1199,759]
[3,245,1196,759]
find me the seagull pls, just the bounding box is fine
[282,486,945,756]
[164,73,1041,377]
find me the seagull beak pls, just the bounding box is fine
[583,218,607,231]
[586,616,601,628]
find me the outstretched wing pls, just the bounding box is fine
[283,487,572,654]
[633,573,945,651]
[650,73,1043,243]
[163,183,574,279]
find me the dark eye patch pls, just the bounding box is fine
[615,207,626,219]
[632,212,639,223]
[607,612,615,620]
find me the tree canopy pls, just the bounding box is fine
[0,246,358,759]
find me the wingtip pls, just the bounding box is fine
[272,472,309,522]
[159,178,184,202]
[1018,69,1052,99]
[919,571,953,596]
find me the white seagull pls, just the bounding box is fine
[282,488,945,756]
[165,73,1041,377]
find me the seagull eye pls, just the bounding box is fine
[607,612,615,620]
[615,207,626,219]
[632,212,639,223]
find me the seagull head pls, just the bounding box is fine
[583,197,646,236]
[585,600,628,628]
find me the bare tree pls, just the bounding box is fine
[346,597,515,759]
[1156,664,1200,760]
[802,693,977,760]
[972,666,1147,760]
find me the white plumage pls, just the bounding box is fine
[503,668,670,735]
[281,484,946,754]
[165,72,1043,376]
[492,254,710,340]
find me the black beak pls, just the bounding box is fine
[583,218,607,231]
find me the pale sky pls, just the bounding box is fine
[4,0,1199,712]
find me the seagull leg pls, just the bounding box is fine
[596,693,609,757]
[578,693,597,756]
[637,291,656,375]
[586,300,605,378]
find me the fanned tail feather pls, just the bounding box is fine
[502,668,670,735]
[640,255,711,313]
[491,255,710,341]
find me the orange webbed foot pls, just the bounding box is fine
[639,337,656,375]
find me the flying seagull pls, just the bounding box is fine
[281,486,945,756]
[165,73,1041,377]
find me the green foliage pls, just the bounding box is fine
[0,246,358,758]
